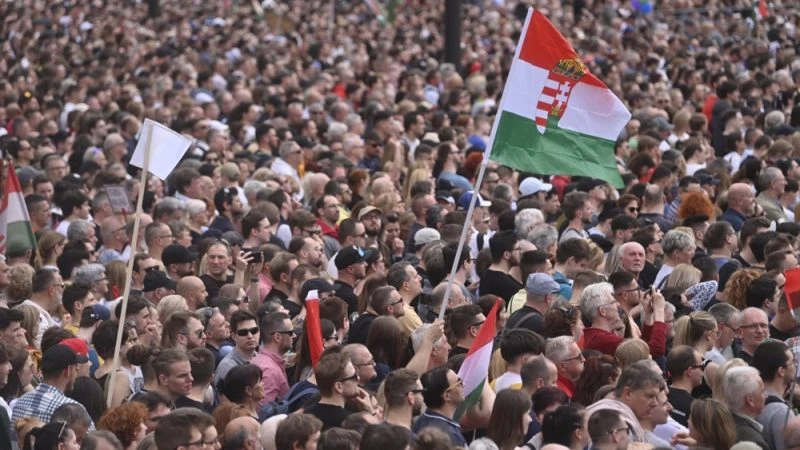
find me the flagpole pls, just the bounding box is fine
[106,124,153,408]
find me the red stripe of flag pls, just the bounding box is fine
[305,290,324,368]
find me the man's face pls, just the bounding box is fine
[353,347,377,385]
[352,223,366,248]
[206,244,230,277]
[206,311,230,341]
[404,265,422,297]
[615,280,641,307]
[234,319,260,352]
[384,223,400,242]
[35,181,54,201]
[1,320,27,348]
[303,431,321,450]
[444,370,465,405]
[253,218,272,244]
[559,343,585,382]
[275,319,295,353]
[338,362,361,399]
[740,309,769,350]
[717,315,740,349]
[624,385,661,420]
[165,360,193,396]
[302,238,324,266]
[361,213,382,236]
[389,289,405,318]
[620,244,645,273]
[186,318,207,349]
[648,391,671,425]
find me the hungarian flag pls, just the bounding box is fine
[487,8,630,187]
[0,164,36,255]
[785,267,800,319]
[455,299,501,421]
[305,289,324,368]
[755,0,769,18]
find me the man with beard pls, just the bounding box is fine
[480,230,523,303]
[304,353,360,430]
[384,369,425,430]
[176,276,208,310]
[359,206,383,244]
[253,312,293,404]
[334,246,367,315]
[289,237,326,270]
[414,367,467,447]
[162,244,198,282]
[12,344,94,429]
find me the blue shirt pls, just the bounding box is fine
[438,171,473,192]
[553,271,572,300]
[720,208,747,232]
[412,410,467,448]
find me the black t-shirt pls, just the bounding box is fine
[770,323,800,342]
[175,395,212,414]
[281,298,303,319]
[304,402,352,430]
[506,306,545,335]
[639,261,658,290]
[667,387,694,427]
[480,269,523,303]
[334,281,359,315]
[348,313,376,345]
[265,287,289,305]
[201,274,232,301]
[449,346,469,359]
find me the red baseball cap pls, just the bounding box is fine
[60,338,90,360]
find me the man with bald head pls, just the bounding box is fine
[721,183,756,231]
[260,415,287,450]
[619,242,646,277]
[224,416,262,450]
[735,307,770,364]
[176,276,208,309]
[98,215,130,264]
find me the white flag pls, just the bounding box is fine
[130,118,193,180]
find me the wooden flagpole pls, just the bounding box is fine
[106,123,153,407]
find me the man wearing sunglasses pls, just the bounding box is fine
[447,304,485,358]
[304,353,361,430]
[414,366,467,448]
[252,312,293,404]
[215,310,260,386]
[131,254,159,296]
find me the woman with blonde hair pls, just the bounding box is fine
[672,398,737,450]
[663,264,702,294]
[674,310,719,397]
[403,167,433,204]
[614,339,650,369]
[106,260,127,300]
[37,231,66,270]
[13,303,39,349]
[712,358,748,401]
[7,264,35,305]
[157,295,189,324]
[723,269,761,309]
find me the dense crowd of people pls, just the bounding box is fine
[0,0,800,449]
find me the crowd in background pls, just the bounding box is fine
[0,0,800,449]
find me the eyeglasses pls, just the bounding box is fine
[302,228,322,236]
[143,265,159,273]
[469,320,485,329]
[615,287,642,296]
[408,388,427,394]
[202,437,220,447]
[446,378,464,391]
[626,207,639,213]
[561,353,585,363]
[740,323,769,330]
[610,426,630,436]
[272,330,295,336]
[177,438,204,449]
[236,327,260,336]
[390,299,404,307]
[194,329,206,338]
[93,277,108,283]
[354,359,376,367]
[339,373,359,383]
[721,322,739,333]
[50,283,66,289]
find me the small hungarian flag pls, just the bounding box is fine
[454,299,502,421]
[785,267,800,320]
[305,289,324,368]
[755,0,769,18]
[0,164,36,255]
[487,8,631,187]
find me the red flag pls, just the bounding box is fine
[785,268,800,319]
[758,0,768,18]
[305,289,324,368]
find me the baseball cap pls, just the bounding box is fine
[221,231,244,247]
[436,191,455,204]
[357,206,382,220]
[414,228,441,247]
[60,338,90,359]
[458,191,491,210]
[694,170,720,186]
[526,273,561,296]
[335,246,366,270]
[80,304,111,326]
[519,177,553,197]
[162,244,198,267]
[575,178,607,193]
[41,344,89,374]
[653,116,674,131]
[143,270,177,292]
[299,278,340,301]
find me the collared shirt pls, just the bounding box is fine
[412,410,467,448]
[12,383,95,430]
[556,375,576,399]
[398,304,422,336]
[252,347,289,404]
[720,208,747,231]
[214,349,253,386]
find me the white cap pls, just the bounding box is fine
[519,177,553,197]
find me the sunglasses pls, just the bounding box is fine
[236,327,260,337]
[339,373,358,383]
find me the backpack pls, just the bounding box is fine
[257,381,320,421]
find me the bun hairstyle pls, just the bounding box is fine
[23,421,71,450]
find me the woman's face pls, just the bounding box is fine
[59,428,80,450]
[19,355,34,388]
[250,380,265,403]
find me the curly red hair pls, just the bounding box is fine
[677,191,715,219]
[98,402,147,448]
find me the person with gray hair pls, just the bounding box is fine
[582,282,667,358]
[764,109,786,130]
[523,219,552,250]
[545,335,584,399]
[72,263,110,302]
[223,416,261,450]
[410,323,451,372]
[707,303,741,364]
[756,166,788,222]
[722,366,770,449]
[653,230,696,288]
[242,179,267,205]
[152,196,186,223]
[271,140,304,201]
[585,360,667,443]
[81,430,123,450]
[52,403,93,444]
[67,218,97,249]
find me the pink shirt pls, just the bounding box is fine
[252,347,289,404]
